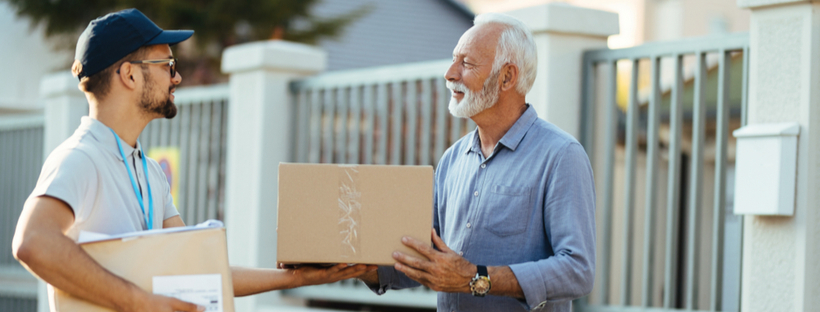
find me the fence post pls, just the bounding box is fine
[506,3,619,140]
[736,1,820,312]
[221,40,326,311]
[40,71,87,156]
[37,71,87,312]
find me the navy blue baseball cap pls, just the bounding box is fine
[74,8,193,80]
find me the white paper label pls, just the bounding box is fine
[153,274,223,312]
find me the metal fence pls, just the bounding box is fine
[140,84,230,226]
[0,115,44,312]
[284,59,476,308]
[579,33,749,312]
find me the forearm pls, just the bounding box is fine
[487,266,524,298]
[14,230,142,311]
[358,269,379,286]
[231,267,300,297]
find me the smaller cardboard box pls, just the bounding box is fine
[277,163,434,265]
[52,224,235,312]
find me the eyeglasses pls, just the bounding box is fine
[129,58,177,78]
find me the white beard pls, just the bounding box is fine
[447,70,501,118]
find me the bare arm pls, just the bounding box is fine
[12,196,203,312]
[163,216,376,297]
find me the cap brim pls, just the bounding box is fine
[145,30,194,46]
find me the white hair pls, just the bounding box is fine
[474,13,538,95]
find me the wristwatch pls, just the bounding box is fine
[470,265,491,297]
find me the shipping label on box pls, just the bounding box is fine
[277,163,434,265]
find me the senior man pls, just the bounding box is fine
[12,9,372,312]
[359,12,596,311]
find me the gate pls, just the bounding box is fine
[579,33,749,312]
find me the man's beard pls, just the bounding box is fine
[446,68,501,118]
[140,72,177,119]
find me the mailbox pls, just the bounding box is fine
[732,122,800,216]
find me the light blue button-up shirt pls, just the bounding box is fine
[372,105,596,311]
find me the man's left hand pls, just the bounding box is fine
[393,229,476,293]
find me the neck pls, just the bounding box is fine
[470,93,527,158]
[87,93,152,148]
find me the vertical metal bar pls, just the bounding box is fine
[177,104,191,223]
[686,52,707,310]
[309,89,321,163]
[405,80,418,165]
[377,83,389,165]
[391,82,403,165]
[741,46,749,127]
[350,86,362,164]
[641,56,661,308]
[323,88,336,163]
[207,101,223,220]
[663,55,684,309]
[710,50,731,312]
[186,104,201,224]
[435,77,448,165]
[600,59,618,305]
[621,59,640,306]
[420,79,432,166]
[581,55,596,155]
[296,89,310,162]
[197,101,213,223]
[337,87,349,164]
[0,131,10,264]
[364,85,375,165]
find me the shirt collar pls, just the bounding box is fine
[463,104,539,154]
[80,116,143,161]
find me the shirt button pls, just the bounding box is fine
[481,164,486,169]
[459,251,464,256]
[466,222,471,228]
[474,191,478,197]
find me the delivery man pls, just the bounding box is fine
[11,9,374,312]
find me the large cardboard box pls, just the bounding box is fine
[52,225,235,312]
[277,163,434,265]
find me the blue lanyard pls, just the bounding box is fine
[109,128,153,230]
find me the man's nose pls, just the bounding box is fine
[444,61,460,82]
[173,71,182,85]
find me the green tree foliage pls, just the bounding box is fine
[5,0,371,84]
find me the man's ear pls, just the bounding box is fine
[500,63,519,92]
[117,62,138,90]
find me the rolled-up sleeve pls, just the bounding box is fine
[509,142,596,309]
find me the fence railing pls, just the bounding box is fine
[284,59,477,308]
[0,114,44,311]
[580,33,749,312]
[139,84,230,226]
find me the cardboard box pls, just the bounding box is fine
[277,163,434,265]
[52,226,235,312]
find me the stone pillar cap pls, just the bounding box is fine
[737,0,808,9]
[40,71,84,99]
[221,40,327,75]
[505,3,620,38]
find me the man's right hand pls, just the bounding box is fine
[127,292,205,312]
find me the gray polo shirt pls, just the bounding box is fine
[28,116,179,241]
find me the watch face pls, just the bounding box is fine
[474,278,490,293]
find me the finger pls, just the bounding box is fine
[394,262,430,284]
[401,236,438,257]
[431,229,453,253]
[171,298,204,312]
[393,251,433,272]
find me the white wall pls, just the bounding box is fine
[0,2,71,112]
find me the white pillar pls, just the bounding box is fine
[737,1,820,311]
[40,71,87,155]
[37,71,87,312]
[221,40,326,311]
[506,3,619,139]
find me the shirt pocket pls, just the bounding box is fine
[484,184,532,237]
